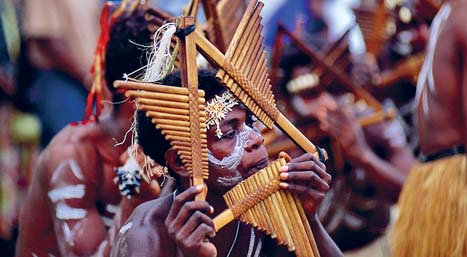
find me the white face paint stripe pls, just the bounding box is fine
[216,175,243,187]
[105,204,119,214]
[55,202,87,220]
[119,222,133,235]
[48,184,86,203]
[68,160,84,180]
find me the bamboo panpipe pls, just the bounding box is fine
[179,0,326,159]
[113,80,209,185]
[276,24,383,112]
[376,53,425,88]
[353,3,390,57]
[213,158,320,257]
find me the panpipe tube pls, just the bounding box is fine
[262,166,294,250]
[139,105,191,115]
[358,108,396,127]
[275,113,326,160]
[115,80,205,96]
[252,174,278,239]
[151,118,190,127]
[138,98,191,109]
[166,135,207,144]
[273,160,315,257]
[126,91,192,103]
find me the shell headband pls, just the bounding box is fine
[205,91,239,138]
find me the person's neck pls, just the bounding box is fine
[100,103,134,142]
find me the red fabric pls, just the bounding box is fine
[77,2,120,125]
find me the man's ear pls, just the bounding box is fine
[165,149,189,178]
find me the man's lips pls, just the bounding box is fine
[245,157,269,178]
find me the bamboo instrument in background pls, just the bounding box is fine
[272,24,396,126]
[213,158,320,257]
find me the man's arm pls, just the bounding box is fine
[456,1,467,153]
[321,107,414,202]
[46,145,112,256]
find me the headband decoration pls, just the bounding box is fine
[206,91,239,138]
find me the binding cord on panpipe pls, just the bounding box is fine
[213,158,320,257]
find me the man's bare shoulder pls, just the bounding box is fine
[111,195,174,257]
[446,0,467,41]
[38,124,100,182]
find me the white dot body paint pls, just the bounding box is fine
[119,222,133,235]
[48,185,86,203]
[32,253,38,257]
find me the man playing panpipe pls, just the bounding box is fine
[276,45,415,253]
[390,1,467,256]
[110,69,343,257]
[15,6,160,257]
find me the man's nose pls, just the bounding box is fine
[244,127,264,152]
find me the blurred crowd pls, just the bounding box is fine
[0,0,457,256]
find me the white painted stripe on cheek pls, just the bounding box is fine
[55,202,87,220]
[48,184,86,203]
[216,175,242,187]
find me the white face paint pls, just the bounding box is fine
[119,222,133,235]
[55,202,87,220]
[216,174,243,187]
[208,124,251,172]
[48,185,86,203]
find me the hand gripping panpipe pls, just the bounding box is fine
[213,158,321,257]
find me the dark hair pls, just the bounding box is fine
[105,9,152,103]
[137,69,227,166]
[279,45,312,97]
